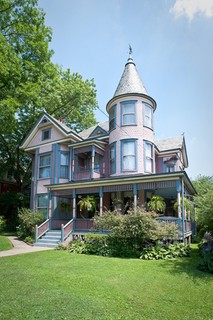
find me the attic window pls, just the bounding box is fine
[41,118,48,124]
[42,128,51,141]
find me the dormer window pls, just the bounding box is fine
[121,101,136,126]
[42,128,51,141]
[109,105,116,131]
[143,103,153,129]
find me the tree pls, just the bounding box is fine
[0,0,97,193]
[193,176,213,236]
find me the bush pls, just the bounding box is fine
[197,252,213,273]
[197,238,213,273]
[68,234,108,256]
[94,208,179,258]
[140,243,190,260]
[17,208,45,241]
[0,216,6,232]
[0,191,29,230]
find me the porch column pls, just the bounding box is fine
[133,184,137,212]
[48,192,52,219]
[69,147,73,181]
[181,178,185,243]
[91,145,95,179]
[176,181,181,218]
[72,189,76,218]
[99,186,103,216]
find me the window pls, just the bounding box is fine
[144,141,153,173]
[39,154,51,178]
[37,194,48,217]
[94,154,103,173]
[109,143,116,174]
[166,164,175,173]
[42,128,51,141]
[143,103,153,128]
[121,101,136,125]
[109,105,116,131]
[60,152,69,178]
[121,140,137,171]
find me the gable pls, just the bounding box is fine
[20,112,82,151]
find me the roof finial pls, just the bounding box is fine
[129,44,133,56]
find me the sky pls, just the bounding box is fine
[38,0,213,179]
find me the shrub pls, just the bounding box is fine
[68,241,87,254]
[0,216,6,232]
[140,243,190,260]
[197,252,213,273]
[197,238,213,273]
[17,208,45,241]
[0,191,29,230]
[84,234,109,256]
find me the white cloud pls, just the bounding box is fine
[170,0,213,21]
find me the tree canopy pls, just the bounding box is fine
[0,0,97,192]
[193,175,213,236]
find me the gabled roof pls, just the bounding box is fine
[155,136,183,151]
[113,56,148,98]
[79,121,109,139]
[155,135,189,168]
[20,112,82,150]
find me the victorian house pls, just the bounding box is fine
[20,53,196,246]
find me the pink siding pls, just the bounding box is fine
[28,126,66,148]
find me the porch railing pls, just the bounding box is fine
[73,219,94,232]
[156,216,192,238]
[61,219,74,242]
[35,219,50,242]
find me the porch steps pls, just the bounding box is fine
[35,230,61,248]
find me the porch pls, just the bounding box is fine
[35,215,192,247]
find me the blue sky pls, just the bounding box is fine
[38,0,213,179]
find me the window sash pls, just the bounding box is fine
[60,152,69,178]
[144,142,153,173]
[109,144,116,174]
[109,105,116,130]
[122,141,136,171]
[39,154,51,178]
[144,104,152,128]
[121,102,136,125]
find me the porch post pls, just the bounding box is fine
[99,186,103,216]
[133,184,137,212]
[91,145,95,179]
[69,147,73,181]
[176,181,181,218]
[73,189,76,219]
[181,178,185,243]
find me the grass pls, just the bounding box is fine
[0,235,13,251]
[0,245,212,320]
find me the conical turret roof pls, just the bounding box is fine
[113,55,148,97]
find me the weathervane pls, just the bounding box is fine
[129,44,133,55]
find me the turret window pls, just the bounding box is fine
[144,141,154,173]
[143,103,153,129]
[121,101,136,125]
[121,139,137,171]
[109,105,116,131]
[109,142,116,174]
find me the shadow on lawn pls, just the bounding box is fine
[159,246,213,282]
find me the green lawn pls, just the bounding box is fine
[0,245,212,320]
[0,235,13,251]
